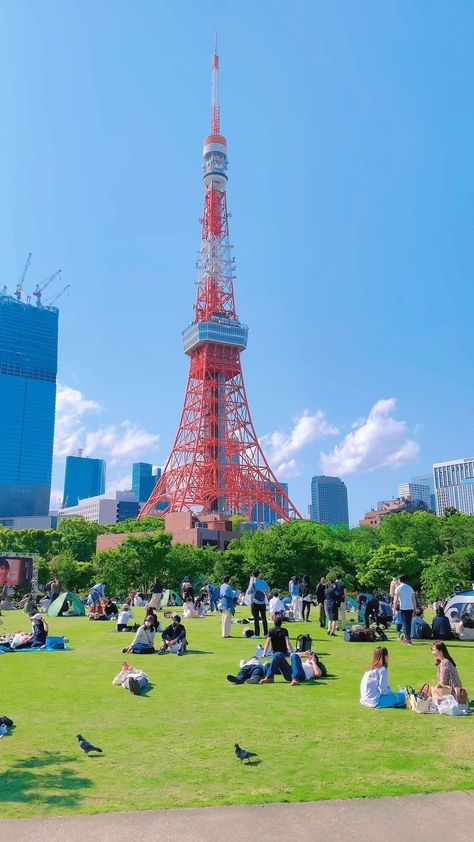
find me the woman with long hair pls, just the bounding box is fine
[360,646,406,708]
[431,641,462,688]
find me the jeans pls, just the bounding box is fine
[234,664,265,683]
[376,691,406,708]
[290,653,307,682]
[209,596,218,612]
[401,609,414,641]
[265,651,292,680]
[131,644,155,654]
[251,602,268,636]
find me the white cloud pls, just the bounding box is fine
[262,410,339,465]
[54,384,160,483]
[54,384,101,458]
[320,398,420,476]
[106,473,133,494]
[274,458,301,479]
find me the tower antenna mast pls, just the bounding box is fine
[211,32,220,134]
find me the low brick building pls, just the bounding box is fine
[96,511,239,553]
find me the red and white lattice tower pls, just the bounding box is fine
[140,46,301,521]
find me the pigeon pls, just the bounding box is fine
[235,743,258,763]
[77,734,103,755]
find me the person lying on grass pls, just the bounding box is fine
[159,615,187,654]
[113,661,149,695]
[360,646,406,708]
[122,615,156,655]
[227,657,266,684]
[260,651,327,685]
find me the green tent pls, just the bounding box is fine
[162,589,182,607]
[48,591,85,617]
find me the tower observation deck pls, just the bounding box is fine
[140,47,301,521]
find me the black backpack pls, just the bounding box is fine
[296,633,312,652]
[0,715,13,727]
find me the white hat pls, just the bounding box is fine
[31,613,43,620]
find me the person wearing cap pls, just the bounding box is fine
[30,613,49,647]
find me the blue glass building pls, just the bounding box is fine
[310,475,349,527]
[251,482,289,524]
[62,455,106,507]
[132,462,161,504]
[0,295,58,517]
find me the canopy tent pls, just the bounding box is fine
[162,589,182,607]
[48,591,85,617]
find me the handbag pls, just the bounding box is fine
[406,684,431,714]
[431,683,468,705]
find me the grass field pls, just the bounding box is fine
[1,606,473,818]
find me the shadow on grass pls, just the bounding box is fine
[1,750,92,808]
[244,758,263,766]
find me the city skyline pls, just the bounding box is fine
[1,3,472,524]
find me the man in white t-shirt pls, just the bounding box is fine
[393,575,417,645]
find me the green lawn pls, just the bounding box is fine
[0,606,473,818]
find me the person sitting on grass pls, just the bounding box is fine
[104,599,119,619]
[122,615,156,655]
[159,615,187,655]
[260,650,327,685]
[410,607,432,640]
[2,614,49,650]
[268,593,286,621]
[227,657,266,684]
[431,606,453,640]
[431,640,463,689]
[116,606,134,632]
[262,615,293,658]
[145,606,161,631]
[182,597,200,619]
[359,646,406,708]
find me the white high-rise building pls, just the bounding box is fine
[433,457,474,516]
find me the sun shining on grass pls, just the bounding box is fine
[0,607,473,818]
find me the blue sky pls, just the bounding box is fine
[0,1,472,523]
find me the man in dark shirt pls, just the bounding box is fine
[159,615,187,654]
[315,577,327,628]
[262,616,292,657]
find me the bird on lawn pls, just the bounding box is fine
[77,735,103,755]
[235,743,258,763]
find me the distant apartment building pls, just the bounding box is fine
[310,476,349,527]
[0,294,58,517]
[132,462,162,504]
[360,496,427,528]
[62,453,106,508]
[251,482,289,525]
[433,457,474,516]
[58,491,139,525]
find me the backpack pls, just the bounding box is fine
[344,627,376,643]
[296,633,312,652]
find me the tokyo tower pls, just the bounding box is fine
[140,46,301,521]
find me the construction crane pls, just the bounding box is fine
[44,283,70,306]
[15,252,32,300]
[33,269,61,307]
[0,285,7,296]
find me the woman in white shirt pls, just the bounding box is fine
[360,647,406,708]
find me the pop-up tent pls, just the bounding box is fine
[48,591,85,616]
[162,589,183,607]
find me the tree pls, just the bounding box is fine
[94,532,173,594]
[104,516,164,534]
[56,518,104,562]
[49,551,95,592]
[357,544,421,592]
[421,552,472,601]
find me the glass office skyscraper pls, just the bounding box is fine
[0,295,58,516]
[132,462,161,504]
[62,455,106,508]
[433,458,474,516]
[310,475,349,526]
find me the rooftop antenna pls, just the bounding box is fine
[15,252,32,300]
[211,31,220,134]
[33,269,62,307]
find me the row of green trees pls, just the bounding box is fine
[1,510,473,600]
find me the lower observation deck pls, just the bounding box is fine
[182,318,248,355]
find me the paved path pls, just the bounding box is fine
[1,791,473,842]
